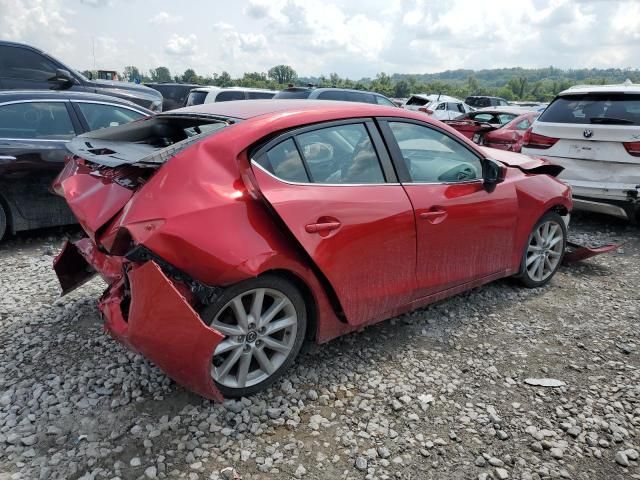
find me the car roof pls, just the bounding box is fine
[409,94,462,103]
[0,90,151,110]
[0,40,42,51]
[167,99,417,121]
[559,81,640,96]
[190,86,279,94]
[466,96,505,100]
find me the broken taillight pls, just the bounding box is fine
[522,128,559,149]
[623,141,640,157]
[418,107,434,114]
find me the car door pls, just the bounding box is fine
[70,101,148,132]
[250,120,417,326]
[0,45,60,90]
[0,100,81,230]
[379,118,518,299]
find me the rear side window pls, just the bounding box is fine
[262,138,309,182]
[215,91,246,102]
[0,46,58,81]
[77,103,145,130]
[255,123,386,184]
[406,96,428,106]
[539,94,640,125]
[375,95,396,107]
[317,90,348,101]
[247,91,275,99]
[0,102,75,139]
[185,91,208,106]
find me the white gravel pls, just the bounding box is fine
[0,214,638,480]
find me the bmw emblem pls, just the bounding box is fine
[583,129,593,138]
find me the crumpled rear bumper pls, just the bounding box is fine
[54,239,224,401]
[563,241,621,264]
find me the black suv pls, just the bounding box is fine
[145,83,201,111]
[465,96,509,108]
[274,87,397,107]
[0,41,163,112]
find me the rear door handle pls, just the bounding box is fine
[305,221,341,234]
[419,209,448,224]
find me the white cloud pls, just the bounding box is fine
[0,0,639,79]
[164,34,198,56]
[149,12,182,25]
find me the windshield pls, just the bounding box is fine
[406,96,429,106]
[539,93,640,125]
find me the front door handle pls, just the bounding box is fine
[305,221,341,234]
[419,209,448,224]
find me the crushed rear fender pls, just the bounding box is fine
[563,241,622,264]
[54,238,225,401]
[101,261,224,401]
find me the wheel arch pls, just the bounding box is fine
[258,268,318,343]
[0,189,15,236]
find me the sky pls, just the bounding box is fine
[0,0,639,79]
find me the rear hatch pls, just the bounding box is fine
[531,92,640,163]
[53,114,234,238]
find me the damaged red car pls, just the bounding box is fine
[53,100,578,400]
[444,109,539,152]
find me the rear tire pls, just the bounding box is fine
[0,203,7,241]
[517,211,567,288]
[200,274,307,398]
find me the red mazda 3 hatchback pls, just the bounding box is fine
[53,100,573,400]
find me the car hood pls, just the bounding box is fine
[89,80,162,101]
[481,146,550,169]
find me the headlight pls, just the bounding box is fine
[150,99,163,112]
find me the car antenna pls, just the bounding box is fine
[437,92,441,100]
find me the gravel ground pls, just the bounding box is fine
[0,214,638,480]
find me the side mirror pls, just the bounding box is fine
[48,69,75,90]
[483,158,505,192]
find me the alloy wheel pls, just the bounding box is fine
[525,220,564,282]
[211,288,298,389]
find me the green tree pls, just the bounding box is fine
[215,71,233,87]
[393,79,410,98]
[268,65,297,85]
[182,68,199,83]
[123,66,142,82]
[150,66,172,83]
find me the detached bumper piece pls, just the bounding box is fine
[563,241,621,264]
[54,239,225,401]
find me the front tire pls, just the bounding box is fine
[517,211,567,288]
[200,274,307,398]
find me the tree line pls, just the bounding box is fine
[83,64,640,102]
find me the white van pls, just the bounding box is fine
[185,87,278,106]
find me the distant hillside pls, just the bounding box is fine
[298,67,640,101]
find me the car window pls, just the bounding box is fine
[539,94,640,125]
[472,113,495,123]
[515,118,531,130]
[316,90,349,101]
[185,91,209,106]
[499,100,509,106]
[0,102,75,139]
[388,122,482,183]
[0,46,58,81]
[375,95,396,107]
[436,103,446,111]
[296,123,385,184]
[273,89,312,99]
[215,91,246,102]
[405,96,429,106]
[257,138,309,183]
[498,113,518,124]
[455,103,465,113]
[247,91,275,99]
[77,102,145,131]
